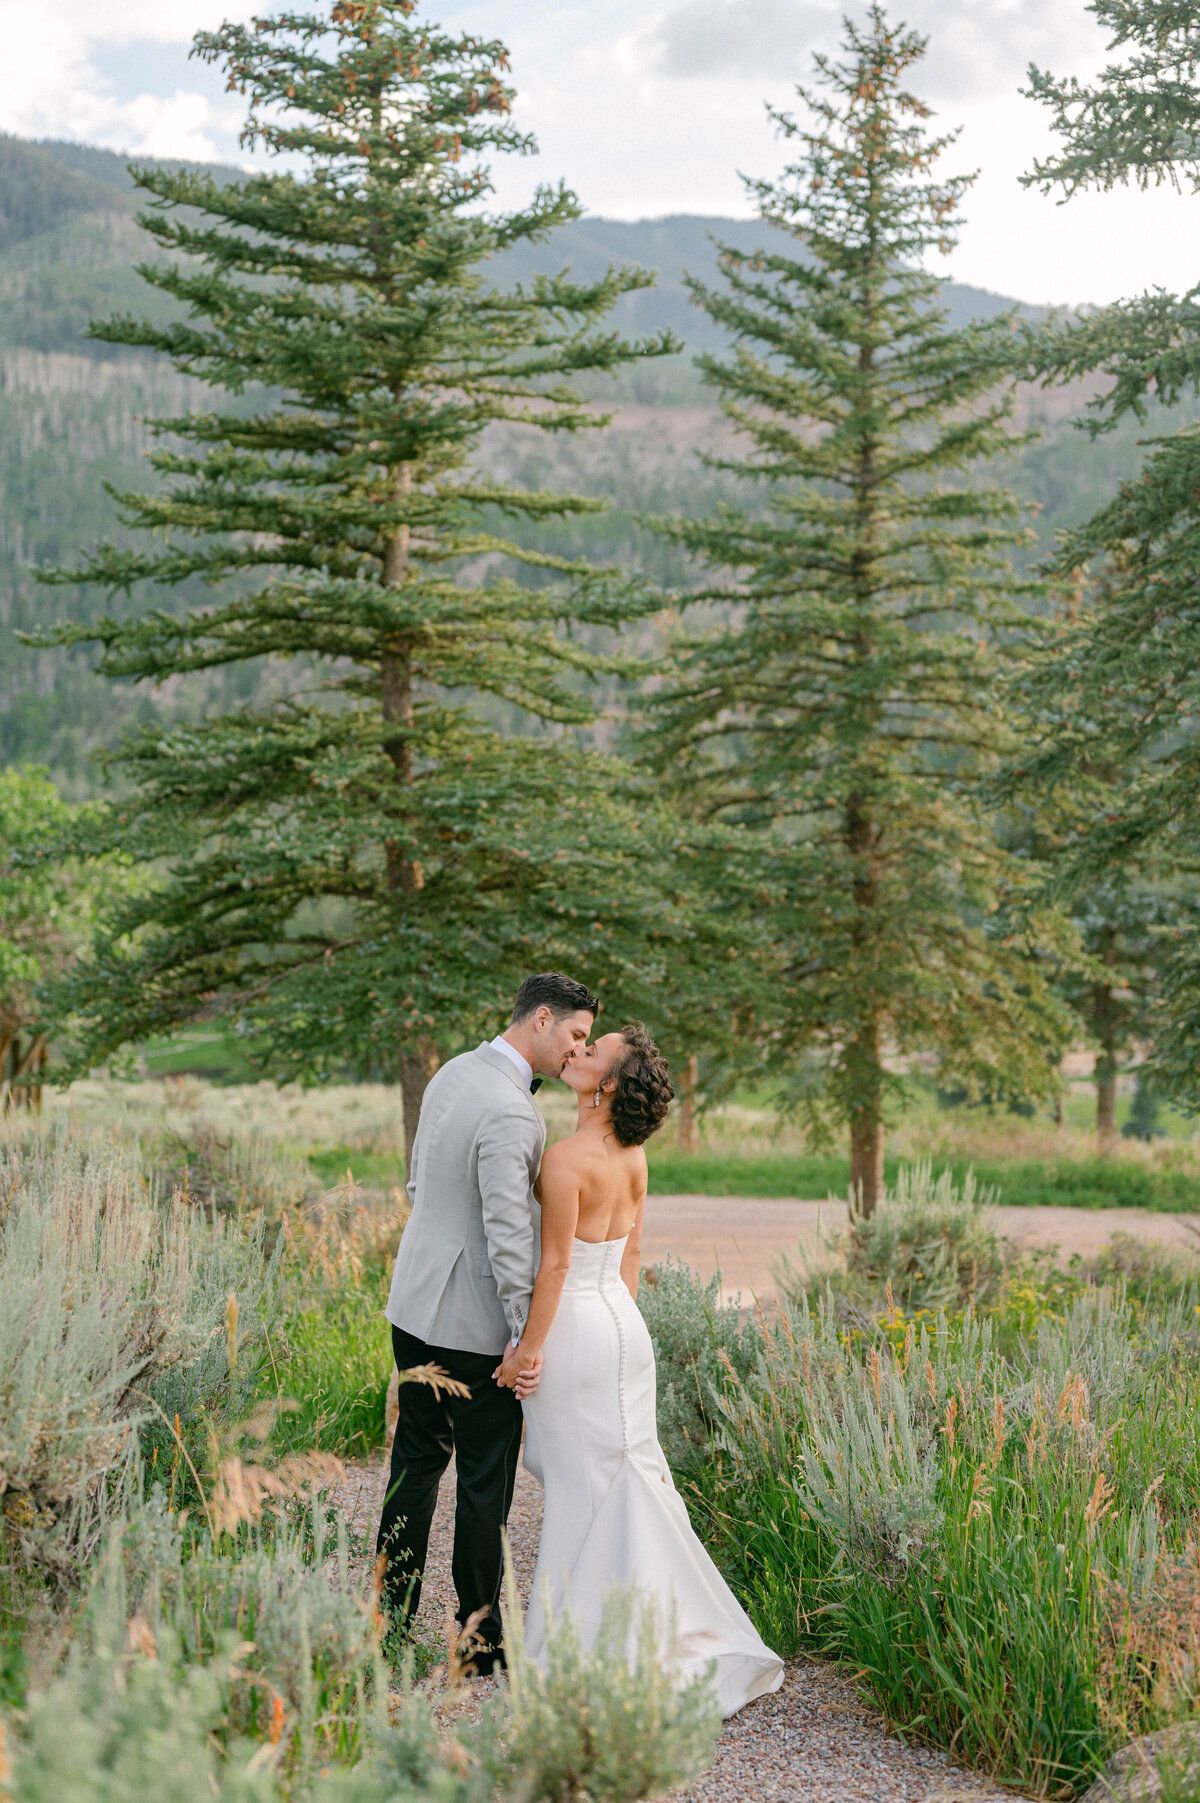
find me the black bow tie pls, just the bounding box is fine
[530,1077,543,1094]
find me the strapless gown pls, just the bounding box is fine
[521,1232,783,1717]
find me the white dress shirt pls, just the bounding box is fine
[489,1035,534,1091]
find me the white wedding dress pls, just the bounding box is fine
[521,1229,784,1717]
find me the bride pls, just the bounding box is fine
[499,1022,783,1718]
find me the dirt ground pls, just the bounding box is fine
[641,1194,1200,1304]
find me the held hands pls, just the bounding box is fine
[493,1339,543,1399]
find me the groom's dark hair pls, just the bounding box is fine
[511,971,599,1023]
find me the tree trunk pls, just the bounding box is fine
[381,465,438,1159]
[849,1111,885,1215]
[1,1030,44,1113]
[27,1038,46,1114]
[1093,928,1119,1149]
[845,782,885,1216]
[677,1054,699,1155]
[1095,1051,1117,1146]
[401,1038,439,1181]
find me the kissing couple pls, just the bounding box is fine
[375,971,783,1716]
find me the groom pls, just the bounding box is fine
[376,971,599,1670]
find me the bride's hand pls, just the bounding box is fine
[514,1356,542,1399]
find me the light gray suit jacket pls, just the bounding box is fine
[385,1042,546,1356]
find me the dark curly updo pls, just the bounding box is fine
[608,1023,675,1148]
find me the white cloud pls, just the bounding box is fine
[648,0,1103,103]
[1,0,1198,308]
[87,91,242,163]
[0,0,256,158]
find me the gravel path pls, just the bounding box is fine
[330,1452,1020,1802]
[643,1194,1200,1304]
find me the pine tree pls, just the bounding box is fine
[1064,878,1172,1141]
[646,6,1065,1210]
[32,1,683,1153]
[0,767,117,1109]
[1012,0,1200,1102]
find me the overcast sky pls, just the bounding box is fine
[2,0,1196,308]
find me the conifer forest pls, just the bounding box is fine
[4,3,1200,1800]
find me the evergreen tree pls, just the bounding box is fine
[1063,878,1172,1140]
[646,6,1065,1210]
[0,767,119,1108]
[1012,0,1200,1102]
[33,0,681,1155]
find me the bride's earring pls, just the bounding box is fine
[593,1085,603,1108]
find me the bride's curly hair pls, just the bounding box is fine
[608,1022,675,1148]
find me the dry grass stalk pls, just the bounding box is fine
[209,1451,344,1536]
[1098,1551,1200,1735]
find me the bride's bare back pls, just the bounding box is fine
[538,1129,647,1244]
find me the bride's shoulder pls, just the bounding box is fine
[541,1133,587,1172]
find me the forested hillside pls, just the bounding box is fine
[0,132,1190,792]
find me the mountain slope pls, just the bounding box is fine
[0,135,1182,791]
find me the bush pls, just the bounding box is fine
[679,1257,1200,1796]
[636,1257,758,1471]
[842,1162,1006,1311]
[7,1506,720,1803]
[0,1133,279,1574]
[501,1580,721,1803]
[117,1490,374,1763]
[773,1161,1006,1318]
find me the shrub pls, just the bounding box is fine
[118,1490,374,1762]
[680,1247,1200,1795]
[8,1509,719,1803]
[0,1134,279,1574]
[500,1581,721,1803]
[840,1162,1006,1312]
[795,1358,943,1587]
[8,1615,280,1803]
[636,1257,758,1471]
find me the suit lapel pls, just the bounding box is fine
[473,1041,538,1102]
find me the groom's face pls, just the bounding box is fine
[529,1006,595,1079]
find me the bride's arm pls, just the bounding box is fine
[497,1144,579,1394]
[620,1189,647,1298]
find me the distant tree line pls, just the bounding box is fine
[4,0,1198,1207]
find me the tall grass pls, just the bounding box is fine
[0,1116,718,1800]
[0,1131,279,1573]
[646,1167,1200,1797]
[256,1182,404,1459]
[6,1491,719,1802]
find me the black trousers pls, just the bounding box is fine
[376,1324,522,1658]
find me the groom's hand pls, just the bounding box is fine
[493,1341,543,1397]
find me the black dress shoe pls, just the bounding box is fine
[468,1644,507,1678]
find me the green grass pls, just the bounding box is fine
[261,1286,392,1458]
[140,1028,262,1084]
[646,1150,1200,1210]
[669,1274,1200,1798]
[306,1146,405,1192]
[308,1142,1200,1212]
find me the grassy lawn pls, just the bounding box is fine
[140,1027,262,1083]
[645,1150,1200,1209]
[306,1145,406,1192]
